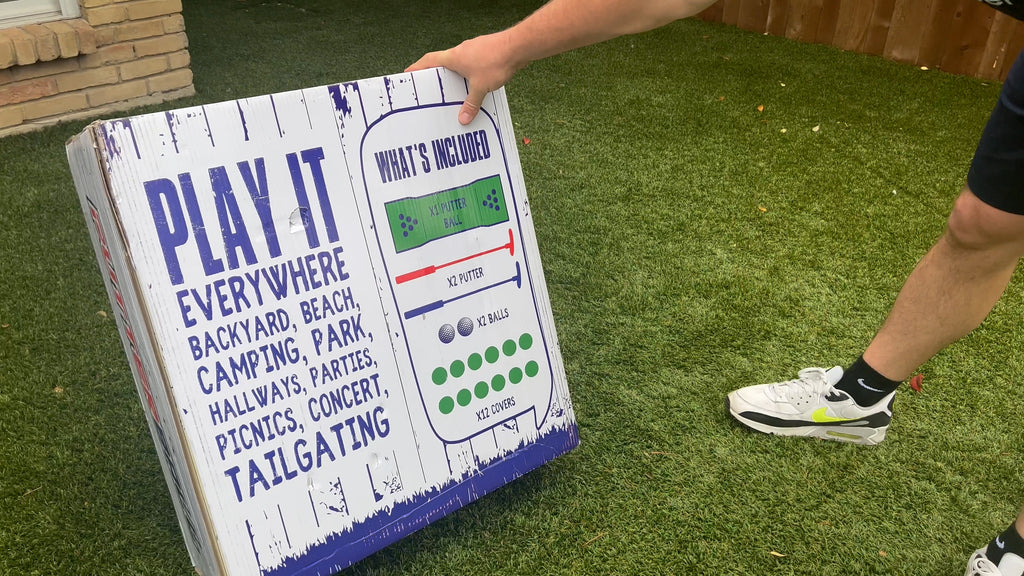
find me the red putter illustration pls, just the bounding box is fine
[394,228,514,284]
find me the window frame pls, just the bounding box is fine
[0,0,81,30]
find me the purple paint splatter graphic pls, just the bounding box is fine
[99,120,140,160]
[237,101,250,141]
[383,77,394,110]
[201,106,215,147]
[100,124,121,159]
[270,95,283,138]
[164,111,179,153]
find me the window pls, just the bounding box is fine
[0,0,81,29]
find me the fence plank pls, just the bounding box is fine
[696,1,726,23]
[883,0,934,64]
[723,0,743,26]
[862,0,897,55]
[737,0,772,32]
[939,0,994,76]
[815,0,842,44]
[978,11,1017,80]
[918,0,959,68]
[766,0,789,36]
[834,0,877,52]
[786,0,823,43]
[999,20,1024,79]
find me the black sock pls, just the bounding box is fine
[985,522,1024,575]
[834,356,901,407]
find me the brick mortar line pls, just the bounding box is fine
[0,84,194,137]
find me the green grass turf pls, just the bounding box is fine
[2,1,1022,574]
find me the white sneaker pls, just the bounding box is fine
[966,548,1003,576]
[726,367,894,446]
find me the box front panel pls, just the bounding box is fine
[87,69,578,576]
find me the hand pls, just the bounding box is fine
[406,31,524,125]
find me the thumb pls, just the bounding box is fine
[459,85,488,125]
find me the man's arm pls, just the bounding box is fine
[406,0,717,124]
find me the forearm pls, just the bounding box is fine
[405,0,714,124]
[502,0,717,69]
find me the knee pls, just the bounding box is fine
[944,188,1024,253]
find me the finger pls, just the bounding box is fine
[459,87,487,125]
[405,50,446,73]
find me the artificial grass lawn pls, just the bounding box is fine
[2,1,1022,574]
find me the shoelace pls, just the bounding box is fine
[969,555,1002,576]
[768,367,830,400]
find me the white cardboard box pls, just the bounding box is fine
[66,68,578,576]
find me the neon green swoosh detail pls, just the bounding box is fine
[811,407,855,423]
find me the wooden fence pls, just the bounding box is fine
[696,0,1024,81]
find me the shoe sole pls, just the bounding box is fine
[726,397,887,446]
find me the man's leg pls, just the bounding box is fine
[834,37,1024,405]
[863,186,1024,382]
[728,43,1024,443]
[728,44,1024,575]
[726,191,1024,445]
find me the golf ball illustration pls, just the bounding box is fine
[457,317,474,337]
[438,324,456,343]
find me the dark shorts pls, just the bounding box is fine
[967,47,1024,215]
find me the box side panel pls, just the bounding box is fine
[66,128,221,576]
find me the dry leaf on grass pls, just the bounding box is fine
[756,104,764,112]
[769,551,786,558]
[19,486,42,499]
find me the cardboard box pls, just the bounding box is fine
[66,68,578,576]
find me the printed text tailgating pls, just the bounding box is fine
[223,405,390,502]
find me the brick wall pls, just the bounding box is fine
[0,0,194,137]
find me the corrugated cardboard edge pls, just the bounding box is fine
[66,122,225,576]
